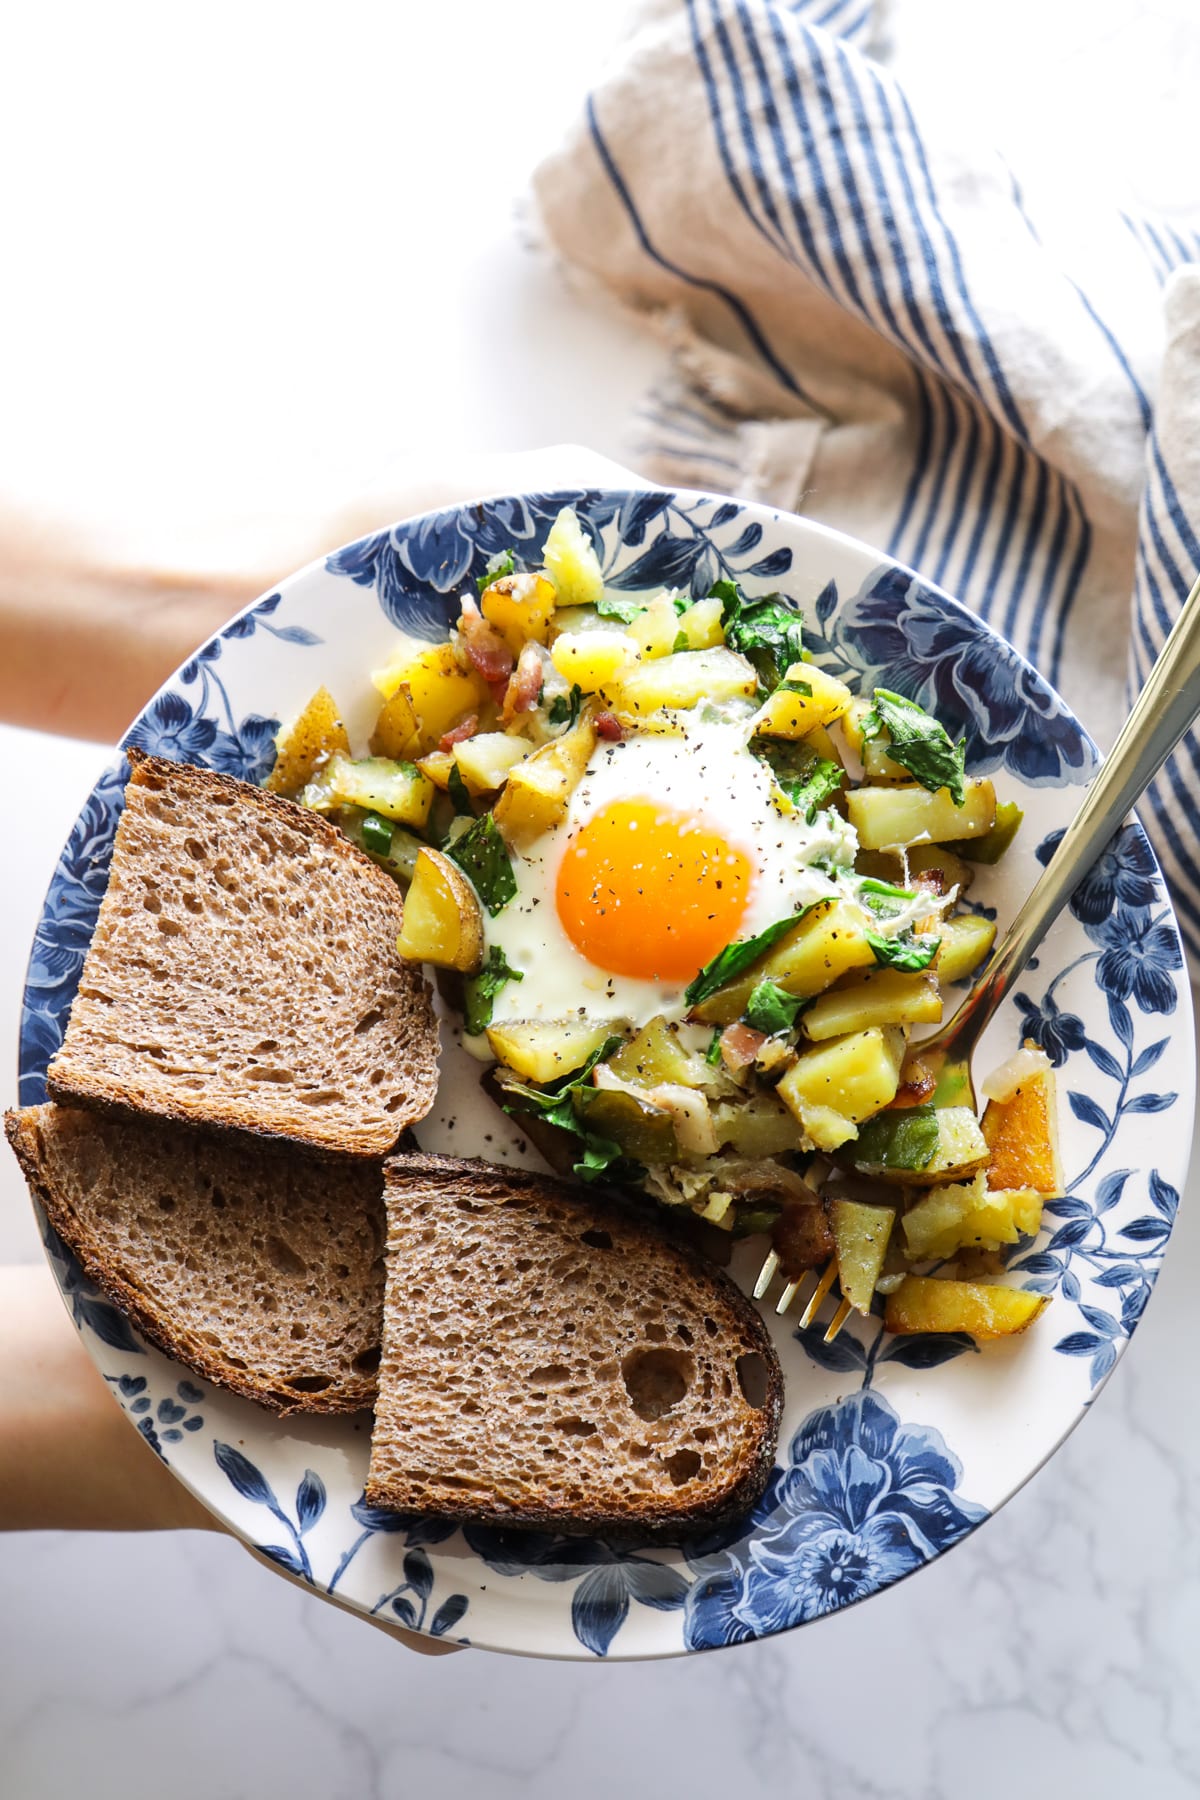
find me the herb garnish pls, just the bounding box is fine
[862,689,967,805]
[445,813,517,915]
[547,683,583,728]
[709,578,804,691]
[475,548,515,594]
[744,979,809,1037]
[684,909,813,1007]
[462,946,523,1036]
[498,1036,628,1180]
[754,737,844,823]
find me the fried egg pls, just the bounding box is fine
[485,715,857,1032]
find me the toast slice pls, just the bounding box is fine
[7,1104,386,1414]
[47,752,439,1159]
[366,1153,783,1532]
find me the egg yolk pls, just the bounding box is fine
[555,799,753,983]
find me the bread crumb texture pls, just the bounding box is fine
[6,1104,386,1413]
[367,1154,781,1531]
[48,756,439,1156]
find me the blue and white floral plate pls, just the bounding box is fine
[19,489,1194,1659]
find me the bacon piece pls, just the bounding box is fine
[501,641,544,725]
[594,711,624,741]
[719,1021,768,1073]
[891,1055,937,1109]
[438,713,479,752]
[457,593,514,684]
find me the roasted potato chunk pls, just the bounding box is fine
[542,505,605,608]
[375,642,490,753]
[551,630,637,693]
[453,732,531,795]
[982,1054,1063,1196]
[369,685,421,762]
[395,847,484,974]
[266,687,351,796]
[884,1275,1048,1339]
[753,664,853,739]
[935,913,997,983]
[303,755,434,829]
[802,967,943,1041]
[606,646,758,716]
[692,899,877,1026]
[830,1198,895,1312]
[486,1017,623,1084]
[492,714,596,849]
[901,1175,1043,1262]
[480,572,556,654]
[847,778,996,850]
[777,1026,905,1151]
[606,1015,710,1089]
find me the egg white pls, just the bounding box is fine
[485,713,858,1033]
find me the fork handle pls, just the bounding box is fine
[942,568,1200,1052]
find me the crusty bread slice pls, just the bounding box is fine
[366,1153,783,1532]
[6,1104,386,1414]
[47,752,439,1159]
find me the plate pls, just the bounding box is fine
[18,488,1194,1659]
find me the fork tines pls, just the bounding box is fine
[754,1252,852,1342]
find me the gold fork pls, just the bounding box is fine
[758,567,1200,1339]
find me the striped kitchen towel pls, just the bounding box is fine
[534,0,1200,960]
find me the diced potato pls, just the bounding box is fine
[416,749,455,791]
[797,1104,858,1151]
[266,687,351,796]
[830,1199,895,1313]
[486,1016,623,1084]
[542,505,605,608]
[901,1174,1043,1262]
[375,641,490,754]
[711,1093,806,1156]
[841,697,910,782]
[306,755,434,829]
[367,685,420,762]
[606,646,758,716]
[846,777,996,850]
[884,1274,1048,1339]
[492,715,596,849]
[370,631,429,699]
[852,1105,990,1187]
[935,913,996,983]
[982,1060,1063,1197]
[574,1086,677,1163]
[949,798,1024,865]
[802,967,943,1041]
[777,1026,905,1150]
[624,594,684,661]
[480,572,557,654]
[453,732,531,795]
[395,847,484,973]
[691,899,878,1026]
[607,1015,710,1089]
[674,596,726,651]
[699,1190,735,1227]
[804,722,846,769]
[551,629,638,693]
[753,664,853,739]
[857,844,977,889]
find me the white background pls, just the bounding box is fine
[2,3,1200,1797]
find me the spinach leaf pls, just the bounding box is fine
[754,737,844,823]
[497,1035,629,1181]
[863,689,967,805]
[594,593,645,624]
[445,813,517,915]
[857,876,917,917]
[744,979,809,1037]
[851,1105,940,1171]
[709,578,804,690]
[684,908,812,1007]
[705,1027,724,1066]
[359,810,394,858]
[461,946,523,1036]
[866,929,940,973]
[475,548,515,595]
[446,761,473,816]
[547,683,583,728]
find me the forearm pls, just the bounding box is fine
[0,1263,220,1532]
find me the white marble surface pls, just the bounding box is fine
[3,2,1200,1796]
